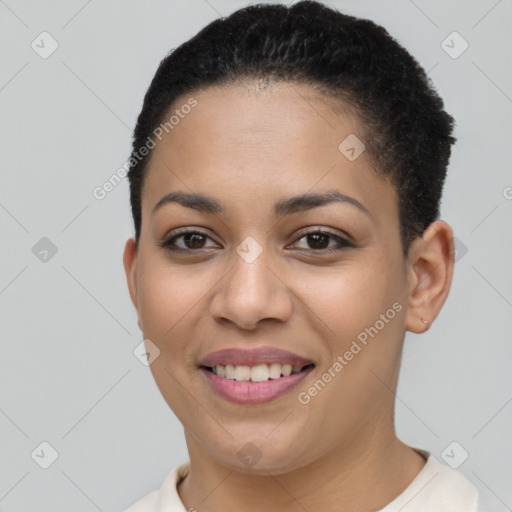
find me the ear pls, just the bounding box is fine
[123,238,142,331]
[405,220,455,334]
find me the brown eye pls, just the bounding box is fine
[306,232,330,249]
[291,229,354,253]
[182,232,207,249]
[160,229,219,251]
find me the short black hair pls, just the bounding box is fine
[127,0,456,256]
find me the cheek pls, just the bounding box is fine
[137,264,206,355]
[329,257,406,366]
[137,265,207,417]
[295,257,406,401]
[296,258,394,336]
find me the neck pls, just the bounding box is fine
[177,423,426,512]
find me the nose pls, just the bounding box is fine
[209,246,293,331]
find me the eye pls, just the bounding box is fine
[159,229,219,251]
[159,227,354,254]
[289,229,354,253]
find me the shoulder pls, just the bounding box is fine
[422,455,480,510]
[380,450,483,512]
[120,462,190,512]
[121,490,159,512]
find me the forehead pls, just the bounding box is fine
[154,81,358,170]
[141,80,396,224]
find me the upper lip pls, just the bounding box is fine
[199,347,314,367]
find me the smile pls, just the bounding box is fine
[203,363,314,382]
[199,346,316,404]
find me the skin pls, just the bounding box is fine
[123,79,455,512]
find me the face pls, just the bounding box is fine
[124,80,414,474]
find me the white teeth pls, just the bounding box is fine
[225,364,236,380]
[212,363,306,381]
[251,364,270,382]
[269,363,282,379]
[281,364,292,376]
[234,365,251,381]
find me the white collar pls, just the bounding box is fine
[125,449,481,512]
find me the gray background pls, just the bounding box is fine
[0,0,511,510]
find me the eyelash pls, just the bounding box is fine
[158,228,355,255]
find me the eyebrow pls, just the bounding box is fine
[151,189,370,218]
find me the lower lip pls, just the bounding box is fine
[201,366,314,404]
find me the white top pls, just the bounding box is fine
[122,451,485,512]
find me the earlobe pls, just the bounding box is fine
[405,221,455,334]
[123,238,141,329]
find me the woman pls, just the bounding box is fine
[122,1,484,510]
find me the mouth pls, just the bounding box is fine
[198,347,316,404]
[200,362,315,382]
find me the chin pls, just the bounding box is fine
[202,427,318,476]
